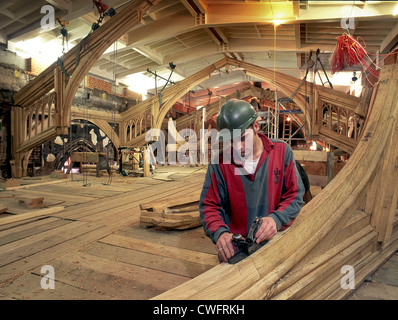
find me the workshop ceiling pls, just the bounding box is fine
[2,0,398,103]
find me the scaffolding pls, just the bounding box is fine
[258,90,309,145]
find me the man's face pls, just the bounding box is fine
[232,126,255,159]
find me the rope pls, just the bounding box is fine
[57,58,71,77]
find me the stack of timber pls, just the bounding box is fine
[18,196,44,209]
[293,150,335,188]
[140,190,202,230]
[153,63,398,300]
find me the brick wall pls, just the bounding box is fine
[85,76,113,93]
[124,88,141,100]
[84,76,143,103]
[383,51,397,66]
[26,58,48,76]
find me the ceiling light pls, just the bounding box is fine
[393,4,398,15]
[273,19,285,26]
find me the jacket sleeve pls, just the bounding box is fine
[199,164,230,244]
[269,145,305,230]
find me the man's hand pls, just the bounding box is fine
[216,232,235,262]
[255,217,277,243]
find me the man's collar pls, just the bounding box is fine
[258,132,275,152]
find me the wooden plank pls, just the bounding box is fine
[0,174,206,284]
[99,233,218,266]
[6,179,67,191]
[140,191,201,229]
[293,150,328,162]
[272,228,377,299]
[140,211,201,230]
[12,189,98,205]
[0,202,7,214]
[0,206,64,226]
[18,196,44,209]
[60,177,204,222]
[140,191,201,211]
[267,225,375,299]
[0,206,136,283]
[0,219,88,267]
[80,241,213,278]
[301,239,376,300]
[0,272,110,300]
[318,127,357,154]
[118,225,217,255]
[45,250,191,300]
[328,224,398,300]
[370,120,398,243]
[0,217,72,246]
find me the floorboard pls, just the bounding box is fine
[0,168,216,300]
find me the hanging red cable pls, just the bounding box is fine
[332,32,398,81]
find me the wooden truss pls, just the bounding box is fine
[11,0,161,177]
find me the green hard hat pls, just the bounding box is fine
[216,99,258,140]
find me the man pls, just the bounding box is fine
[199,99,305,262]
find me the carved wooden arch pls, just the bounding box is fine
[226,58,313,132]
[152,57,319,135]
[14,0,160,127]
[61,1,160,125]
[71,117,120,150]
[11,1,160,178]
[153,58,230,130]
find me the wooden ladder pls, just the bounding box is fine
[282,114,292,145]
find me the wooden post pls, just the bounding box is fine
[143,147,150,177]
[326,152,334,183]
[132,150,140,170]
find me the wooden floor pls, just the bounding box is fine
[0,167,219,300]
[0,167,396,300]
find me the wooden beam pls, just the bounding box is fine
[126,12,196,47]
[0,206,64,226]
[380,21,398,54]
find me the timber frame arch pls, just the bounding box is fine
[153,57,314,133]
[71,118,121,151]
[11,0,161,177]
[123,55,361,152]
[121,56,320,148]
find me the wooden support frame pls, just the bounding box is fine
[123,57,361,153]
[11,0,161,177]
